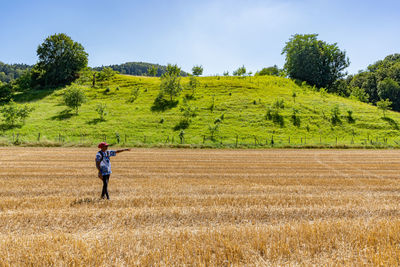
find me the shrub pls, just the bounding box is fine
[63,86,86,114]
[273,99,285,109]
[173,118,190,131]
[346,110,355,123]
[0,100,34,126]
[330,105,342,125]
[151,93,178,112]
[127,87,140,103]
[95,103,107,121]
[291,109,301,127]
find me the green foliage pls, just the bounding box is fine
[93,62,188,77]
[377,78,400,111]
[0,61,31,83]
[95,103,108,121]
[223,71,229,76]
[291,108,301,127]
[63,86,87,114]
[174,118,190,131]
[350,86,369,102]
[282,34,349,89]
[272,98,285,109]
[376,98,392,117]
[180,99,198,118]
[192,65,203,76]
[233,66,246,76]
[76,68,96,85]
[96,67,117,82]
[164,64,182,77]
[3,74,400,146]
[0,100,34,126]
[147,65,158,77]
[127,87,140,103]
[266,106,284,127]
[151,93,178,112]
[330,105,342,125]
[348,54,400,105]
[292,91,297,103]
[36,33,88,87]
[0,83,14,103]
[157,64,183,102]
[208,123,220,141]
[256,65,281,76]
[186,76,200,97]
[346,110,355,123]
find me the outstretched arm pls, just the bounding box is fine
[116,148,130,154]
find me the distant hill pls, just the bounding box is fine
[94,62,188,77]
[0,61,31,83]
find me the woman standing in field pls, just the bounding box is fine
[96,142,130,199]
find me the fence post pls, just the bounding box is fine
[104,135,107,142]
[301,137,302,144]
[288,136,290,145]
[336,137,338,145]
[203,135,206,144]
[125,134,127,143]
[235,134,238,148]
[143,136,146,143]
[38,133,41,142]
[12,133,14,142]
[271,135,274,146]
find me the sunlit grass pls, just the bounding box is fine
[6,74,400,146]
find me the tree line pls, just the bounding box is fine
[0,62,31,83]
[94,62,188,77]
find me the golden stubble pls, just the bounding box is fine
[1,147,400,266]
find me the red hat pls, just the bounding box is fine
[98,142,109,148]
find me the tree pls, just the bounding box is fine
[63,86,86,114]
[159,64,183,101]
[164,64,182,77]
[0,83,13,103]
[160,73,182,101]
[256,65,280,76]
[376,99,392,117]
[96,67,117,81]
[187,75,200,96]
[282,34,349,89]
[192,65,203,76]
[147,65,158,77]
[95,103,108,121]
[233,66,246,76]
[0,100,34,126]
[36,33,88,87]
[377,78,400,111]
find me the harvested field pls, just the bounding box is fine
[1,147,400,266]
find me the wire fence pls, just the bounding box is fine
[1,132,398,148]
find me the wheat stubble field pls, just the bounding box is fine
[1,148,400,266]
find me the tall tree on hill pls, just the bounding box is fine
[36,33,88,87]
[282,34,349,90]
[192,65,203,76]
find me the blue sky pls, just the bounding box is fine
[0,0,399,75]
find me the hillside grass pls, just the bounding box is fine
[4,74,400,147]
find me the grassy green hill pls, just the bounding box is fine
[4,74,400,147]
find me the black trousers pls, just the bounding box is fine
[101,175,110,199]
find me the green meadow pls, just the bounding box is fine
[4,74,400,147]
